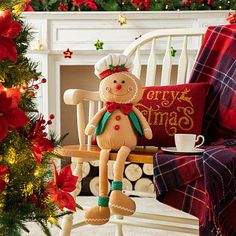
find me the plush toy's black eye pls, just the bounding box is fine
[121,80,125,84]
[113,80,117,83]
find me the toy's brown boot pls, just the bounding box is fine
[85,197,110,225]
[109,181,136,216]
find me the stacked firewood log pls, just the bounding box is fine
[79,161,154,196]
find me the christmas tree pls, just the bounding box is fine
[0,1,78,235]
[30,0,236,11]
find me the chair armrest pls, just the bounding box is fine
[64,89,100,105]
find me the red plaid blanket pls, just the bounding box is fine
[153,24,236,235]
[154,140,236,235]
[190,24,236,142]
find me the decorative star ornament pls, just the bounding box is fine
[94,40,104,50]
[63,48,73,58]
[227,12,236,24]
[170,46,177,57]
[118,15,127,26]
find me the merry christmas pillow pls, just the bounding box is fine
[136,82,210,147]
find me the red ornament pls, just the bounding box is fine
[63,48,73,58]
[0,165,9,192]
[0,10,21,62]
[47,161,78,211]
[227,12,236,24]
[0,84,29,141]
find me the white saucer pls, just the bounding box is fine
[161,147,205,154]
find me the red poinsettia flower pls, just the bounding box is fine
[0,165,9,192]
[0,10,21,62]
[58,3,69,11]
[47,161,78,211]
[86,0,98,10]
[28,115,54,164]
[32,138,54,164]
[0,84,29,141]
[72,0,84,6]
[182,0,192,6]
[131,0,150,10]
[72,0,97,10]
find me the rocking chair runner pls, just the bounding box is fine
[58,28,206,236]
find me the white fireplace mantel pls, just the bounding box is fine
[22,11,229,136]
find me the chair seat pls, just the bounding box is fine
[58,145,159,164]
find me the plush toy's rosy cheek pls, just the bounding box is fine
[128,86,133,92]
[106,86,111,92]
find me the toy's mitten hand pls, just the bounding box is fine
[144,128,153,140]
[85,124,96,136]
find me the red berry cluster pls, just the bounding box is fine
[22,77,47,97]
[21,193,47,209]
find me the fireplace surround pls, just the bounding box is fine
[22,11,229,139]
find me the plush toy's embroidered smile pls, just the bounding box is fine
[108,90,129,96]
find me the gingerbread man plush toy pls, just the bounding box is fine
[85,54,152,225]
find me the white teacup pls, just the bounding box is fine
[174,133,205,152]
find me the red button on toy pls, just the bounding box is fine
[114,125,120,130]
[115,115,121,121]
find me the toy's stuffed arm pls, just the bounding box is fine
[85,107,107,136]
[132,106,153,140]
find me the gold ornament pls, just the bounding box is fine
[23,182,34,196]
[118,15,127,26]
[6,147,16,164]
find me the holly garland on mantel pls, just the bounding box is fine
[29,0,236,11]
[0,1,80,235]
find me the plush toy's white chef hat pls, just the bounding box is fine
[94,54,133,80]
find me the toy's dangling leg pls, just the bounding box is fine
[85,149,111,225]
[109,146,136,216]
